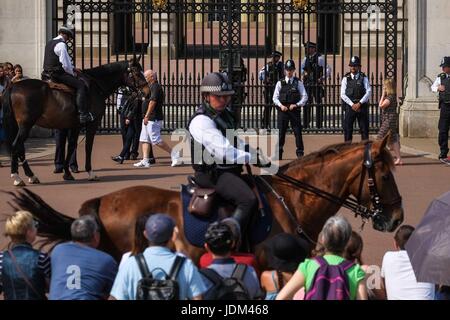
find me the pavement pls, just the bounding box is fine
[0,132,449,267]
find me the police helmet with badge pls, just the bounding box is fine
[349,56,361,67]
[285,59,296,71]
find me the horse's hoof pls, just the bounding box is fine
[14,180,26,187]
[63,173,75,181]
[28,176,41,184]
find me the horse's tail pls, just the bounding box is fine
[1,85,18,151]
[7,188,75,248]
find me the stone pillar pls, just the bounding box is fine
[0,0,52,138]
[400,0,450,138]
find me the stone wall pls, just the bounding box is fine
[400,0,450,138]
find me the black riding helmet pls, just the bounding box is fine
[204,221,234,255]
[58,25,75,39]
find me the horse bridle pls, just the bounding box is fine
[258,143,402,243]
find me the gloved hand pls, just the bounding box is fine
[255,148,272,168]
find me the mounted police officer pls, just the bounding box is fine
[341,56,371,142]
[301,41,331,129]
[42,25,93,125]
[188,72,259,236]
[259,51,284,129]
[273,59,308,160]
[431,56,450,165]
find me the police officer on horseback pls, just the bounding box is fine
[42,25,93,125]
[273,59,308,160]
[188,72,261,237]
[341,56,371,142]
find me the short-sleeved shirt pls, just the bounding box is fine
[49,242,118,300]
[299,255,366,300]
[142,82,164,121]
[110,246,207,300]
[201,258,264,300]
[381,251,435,300]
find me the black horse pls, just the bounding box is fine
[1,59,147,186]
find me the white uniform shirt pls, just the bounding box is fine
[301,54,332,79]
[340,72,371,106]
[189,114,251,165]
[272,76,308,108]
[53,35,75,76]
[381,250,435,300]
[431,73,450,92]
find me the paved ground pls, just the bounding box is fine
[0,133,449,267]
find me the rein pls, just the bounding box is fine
[258,143,401,243]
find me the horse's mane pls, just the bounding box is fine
[280,140,394,172]
[83,61,128,78]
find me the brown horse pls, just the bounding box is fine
[1,59,147,186]
[9,135,403,264]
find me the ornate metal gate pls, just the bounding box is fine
[52,0,402,133]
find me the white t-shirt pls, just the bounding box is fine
[381,250,435,300]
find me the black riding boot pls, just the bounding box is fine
[232,207,252,252]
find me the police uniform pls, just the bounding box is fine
[188,72,256,235]
[431,56,450,162]
[259,51,284,129]
[340,56,371,142]
[42,26,92,125]
[272,60,308,159]
[301,41,332,129]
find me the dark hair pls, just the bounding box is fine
[4,62,13,69]
[71,216,99,243]
[204,222,234,256]
[131,213,151,255]
[344,231,364,265]
[14,64,23,72]
[394,225,415,250]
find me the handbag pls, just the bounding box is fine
[188,187,216,218]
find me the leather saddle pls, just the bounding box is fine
[41,71,90,95]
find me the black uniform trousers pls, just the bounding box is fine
[438,102,450,157]
[343,103,369,142]
[54,128,79,170]
[51,72,88,114]
[277,108,304,158]
[262,86,275,129]
[305,84,324,129]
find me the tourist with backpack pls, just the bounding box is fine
[110,213,206,300]
[200,222,263,300]
[276,216,367,300]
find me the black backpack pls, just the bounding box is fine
[200,264,251,300]
[135,254,185,300]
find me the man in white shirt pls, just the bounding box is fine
[272,59,308,159]
[340,56,371,142]
[431,56,450,164]
[380,225,435,300]
[42,25,93,125]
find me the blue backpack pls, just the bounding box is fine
[304,256,354,300]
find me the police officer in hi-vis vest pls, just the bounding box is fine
[273,59,308,160]
[431,56,450,165]
[341,56,371,142]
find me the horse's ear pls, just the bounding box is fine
[375,131,390,154]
